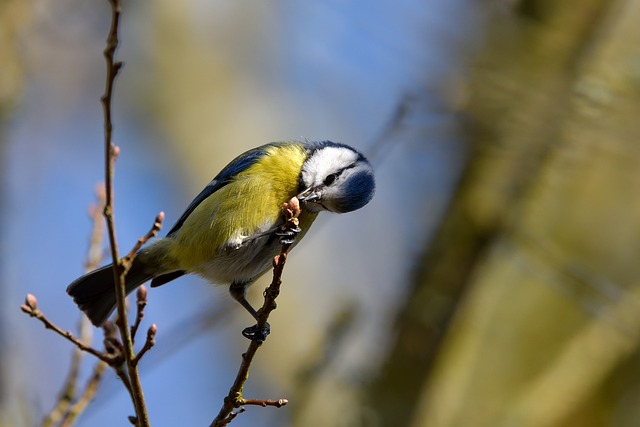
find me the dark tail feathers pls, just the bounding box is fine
[66,258,153,327]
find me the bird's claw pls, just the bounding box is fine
[275,226,302,245]
[242,322,271,343]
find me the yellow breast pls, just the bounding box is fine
[169,144,316,271]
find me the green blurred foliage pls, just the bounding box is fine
[368,1,640,427]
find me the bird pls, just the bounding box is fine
[66,140,375,341]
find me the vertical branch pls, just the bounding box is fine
[209,198,300,427]
[99,0,150,425]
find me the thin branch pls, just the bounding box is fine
[40,317,90,427]
[131,286,148,341]
[133,324,157,366]
[23,192,163,426]
[210,198,301,427]
[100,0,150,424]
[122,212,165,274]
[21,2,157,425]
[59,361,108,427]
[128,213,163,341]
[85,185,108,272]
[101,320,135,402]
[242,398,289,408]
[41,187,108,426]
[217,409,242,426]
[115,367,136,408]
[20,295,114,365]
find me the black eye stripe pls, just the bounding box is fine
[324,174,337,186]
[324,162,359,186]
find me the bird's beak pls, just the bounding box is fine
[297,188,320,203]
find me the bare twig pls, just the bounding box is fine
[41,187,108,427]
[21,295,114,365]
[242,398,289,408]
[128,213,163,341]
[131,286,148,341]
[133,324,157,366]
[210,198,301,427]
[59,361,108,427]
[100,0,151,424]
[115,367,136,406]
[122,212,165,275]
[86,185,108,270]
[40,317,91,427]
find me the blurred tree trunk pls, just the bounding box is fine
[367,0,640,426]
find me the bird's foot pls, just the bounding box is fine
[242,322,271,343]
[275,226,302,245]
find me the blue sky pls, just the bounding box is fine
[2,1,484,425]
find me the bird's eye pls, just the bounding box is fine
[324,173,338,186]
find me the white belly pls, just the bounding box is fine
[194,234,285,285]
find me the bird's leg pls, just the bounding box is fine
[229,281,270,343]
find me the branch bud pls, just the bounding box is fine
[20,294,39,314]
[111,144,121,160]
[136,285,148,301]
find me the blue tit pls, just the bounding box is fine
[67,140,375,340]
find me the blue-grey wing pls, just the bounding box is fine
[166,144,282,236]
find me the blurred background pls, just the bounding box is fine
[2,0,640,426]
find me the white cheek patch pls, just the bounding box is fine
[302,147,359,186]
